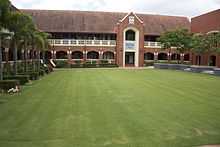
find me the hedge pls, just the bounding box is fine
[4,75,29,85]
[18,72,40,80]
[0,80,20,92]
[54,60,69,68]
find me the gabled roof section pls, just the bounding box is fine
[22,9,190,35]
[120,12,144,24]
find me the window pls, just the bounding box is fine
[126,30,135,41]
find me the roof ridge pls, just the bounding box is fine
[21,9,189,19]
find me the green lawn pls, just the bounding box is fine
[0,69,220,147]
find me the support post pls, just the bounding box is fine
[154,52,158,61]
[0,36,2,80]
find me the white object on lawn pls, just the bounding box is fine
[8,86,19,93]
[50,59,56,67]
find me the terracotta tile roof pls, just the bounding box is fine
[21,9,190,35]
[191,9,220,33]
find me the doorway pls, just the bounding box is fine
[125,52,135,66]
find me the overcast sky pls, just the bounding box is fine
[11,0,220,18]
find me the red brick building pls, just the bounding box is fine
[191,9,220,67]
[21,9,220,67]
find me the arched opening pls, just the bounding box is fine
[40,52,43,59]
[56,51,67,59]
[125,30,136,41]
[209,55,216,66]
[103,51,114,59]
[184,54,190,61]
[17,50,22,60]
[2,48,6,61]
[158,53,168,60]
[196,55,201,65]
[45,51,52,60]
[72,51,83,59]
[8,49,13,61]
[144,52,154,60]
[87,51,99,59]
[171,53,180,60]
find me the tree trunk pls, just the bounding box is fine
[37,51,40,72]
[42,51,45,63]
[13,41,18,75]
[24,41,28,73]
[207,52,210,66]
[24,49,28,73]
[0,37,2,80]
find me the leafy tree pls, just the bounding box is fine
[205,32,220,65]
[191,34,207,65]
[157,28,192,63]
[191,32,220,66]
[0,0,11,29]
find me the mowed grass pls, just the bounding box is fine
[0,69,220,147]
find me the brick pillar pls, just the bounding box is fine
[154,52,158,61]
[52,51,56,60]
[67,50,72,61]
[114,51,116,64]
[168,52,171,62]
[180,53,184,64]
[83,51,87,63]
[99,51,103,64]
[21,49,25,60]
[5,48,9,63]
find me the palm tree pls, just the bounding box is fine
[31,31,50,72]
[0,0,11,80]
[8,12,36,75]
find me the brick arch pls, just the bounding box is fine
[103,51,114,59]
[87,51,99,59]
[171,53,180,60]
[72,51,83,59]
[209,55,217,66]
[144,52,154,60]
[184,53,190,61]
[45,51,52,59]
[158,52,168,60]
[56,50,67,59]
[196,55,202,65]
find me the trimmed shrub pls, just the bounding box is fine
[4,75,29,85]
[85,60,97,64]
[74,60,82,64]
[39,70,45,76]
[54,60,69,68]
[18,72,39,80]
[28,72,40,80]
[99,64,118,68]
[83,63,98,68]
[71,64,83,68]
[0,80,20,92]
[144,61,154,66]
[100,60,109,64]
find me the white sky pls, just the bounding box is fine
[11,0,220,18]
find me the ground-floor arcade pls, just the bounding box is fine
[1,46,220,68]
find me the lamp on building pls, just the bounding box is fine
[154,52,158,56]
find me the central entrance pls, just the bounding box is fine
[125,52,135,66]
[123,27,139,67]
